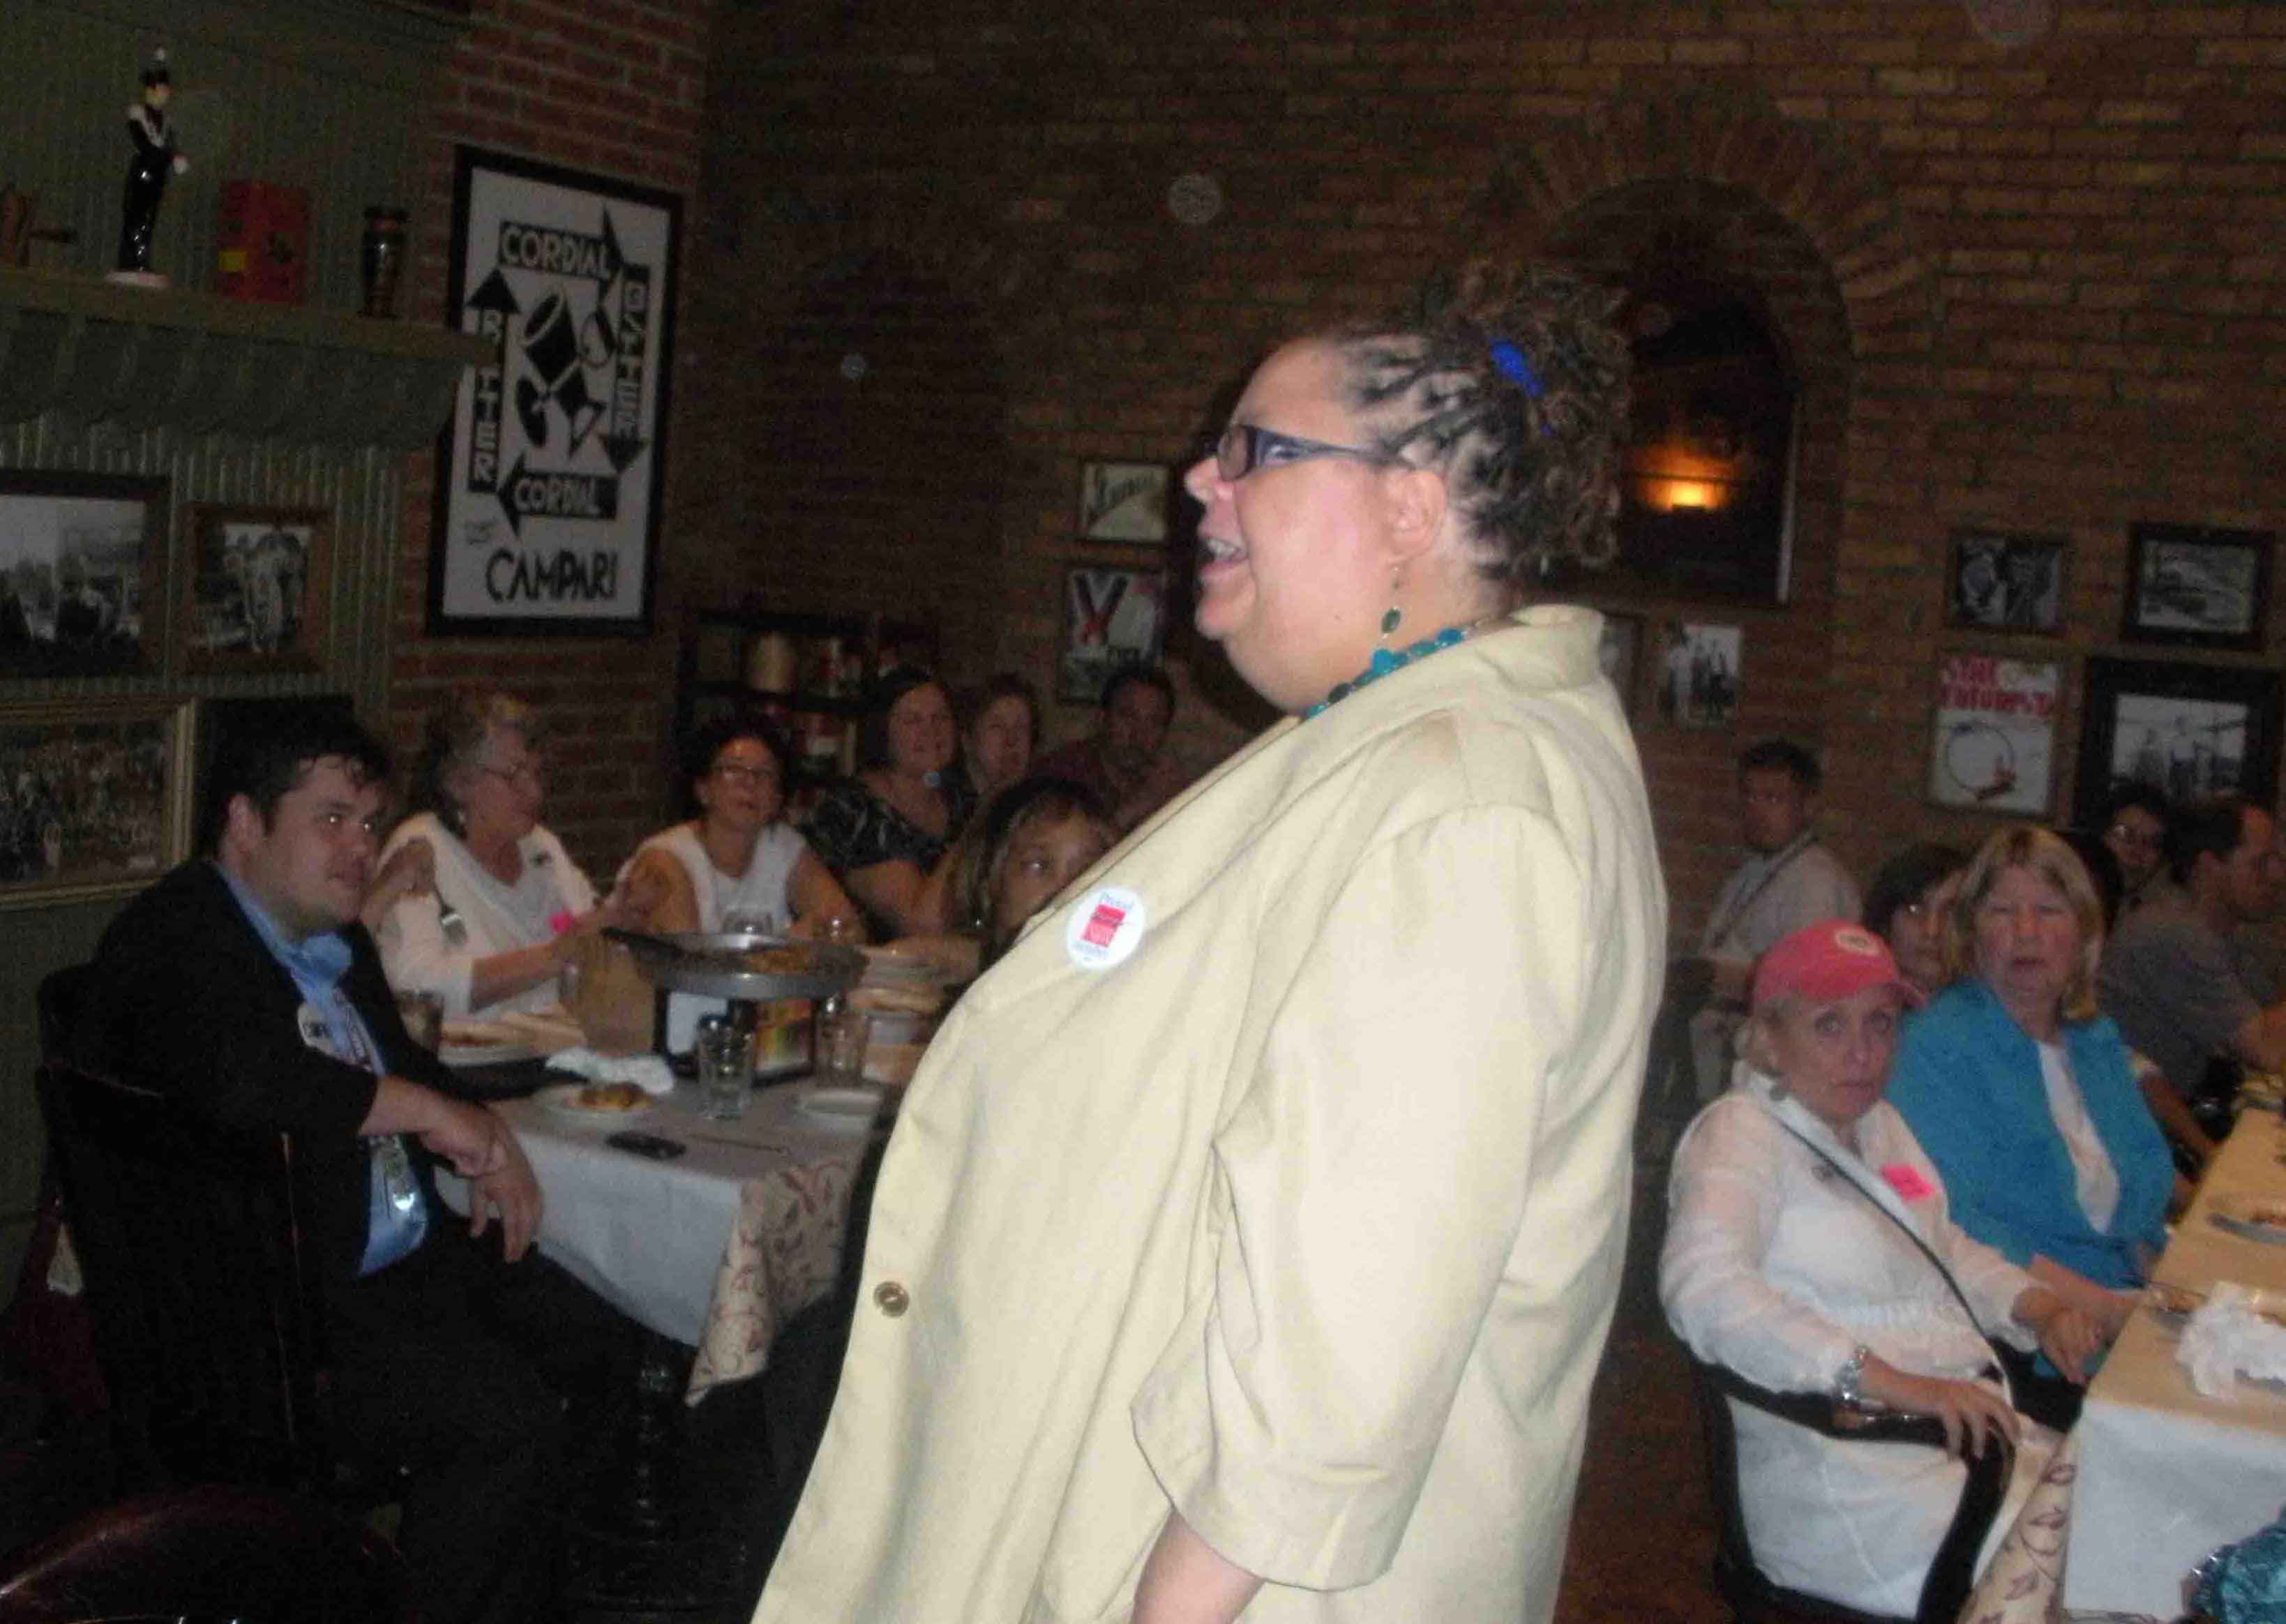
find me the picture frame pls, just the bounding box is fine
[429,146,682,636]
[1060,567,1166,705]
[179,505,330,672]
[1946,527,2068,636]
[1927,653,2060,816]
[1597,611,1644,719]
[2121,522,2273,652]
[1077,462,1172,544]
[0,469,170,679]
[2073,656,2284,831]
[1654,621,1740,729]
[0,697,193,909]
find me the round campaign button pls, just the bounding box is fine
[1065,885,1148,971]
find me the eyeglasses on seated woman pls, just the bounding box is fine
[1662,919,2105,1619]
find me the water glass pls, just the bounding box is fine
[693,1015,751,1120]
[820,1002,872,1083]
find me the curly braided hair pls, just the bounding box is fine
[1328,261,1631,586]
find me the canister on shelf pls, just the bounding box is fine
[746,631,797,693]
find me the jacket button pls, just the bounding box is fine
[873,1281,910,1318]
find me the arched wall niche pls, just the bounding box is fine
[1459,91,1938,924]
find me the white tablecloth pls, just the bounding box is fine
[444,1078,872,1404]
[2066,1110,2286,1616]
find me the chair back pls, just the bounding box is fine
[33,965,327,1494]
[1687,1351,2008,1624]
[0,1484,404,1623]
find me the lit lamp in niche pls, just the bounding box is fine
[1611,286,1799,602]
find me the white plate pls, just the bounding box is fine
[535,1081,658,1122]
[797,1084,883,1127]
[2209,1192,2286,1245]
[441,1039,539,1067]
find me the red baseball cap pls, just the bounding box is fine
[1750,919,1926,1012]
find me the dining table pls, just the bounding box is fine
[2063,1102,2286,1617]
[439,1065,877,1405]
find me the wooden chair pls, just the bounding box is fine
[33,964,331,1496]
[0,1484,403,1624]
[1689,1353,2010,1624]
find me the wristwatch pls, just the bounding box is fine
[1833,1344,1876,1410]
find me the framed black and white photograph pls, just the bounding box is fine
[180,505,329,672]
[1060,567,1166,705]
[2073,656,2283,831]
[1947,527,2068,636]
[2122,522,2273,652]
[1078,462,1173,544]
[1597,611,1643,717]
[0,697,191,909]
[1655,620,1740,729]
[429,147,681,636]
[1927,654,2059,815]
[0,470,168,679]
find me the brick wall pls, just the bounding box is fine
[388,0,718,879]
[684,0,2285,942]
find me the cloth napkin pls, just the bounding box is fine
[2177,1282,2286,1397]
[546,1046,676,1096]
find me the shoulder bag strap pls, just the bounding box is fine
[1704,832,1820,952]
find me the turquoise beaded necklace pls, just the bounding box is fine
[1304,613,1503,719]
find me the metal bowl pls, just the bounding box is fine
[622,931,864,1004]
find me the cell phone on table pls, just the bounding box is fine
[605,1131,686,1160]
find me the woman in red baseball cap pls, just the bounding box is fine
[1661,919,2105,1618]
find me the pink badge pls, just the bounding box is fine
[548,910,577,935]
[1881,1162,1935,1203]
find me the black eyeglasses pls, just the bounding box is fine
[1213,423,1399,481]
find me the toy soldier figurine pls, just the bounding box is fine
[114,47,188,284]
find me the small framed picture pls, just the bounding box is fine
[0,469,169,679]
[179,505,330,671]
[2073,656,2284,830]
[1060,567,1166,704]
[1927,654,2059,815]
[1655,621,1740,729]
[0,697,193,909]
[1078,462,1172,544]
[1597,612,1644,717]
[1946,527,2068,636]
[2122,522,2273,652]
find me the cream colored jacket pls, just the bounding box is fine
[753,606,1666,1624]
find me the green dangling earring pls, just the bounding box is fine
[1380,568,1402,642]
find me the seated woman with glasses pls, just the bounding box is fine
[619,714,859,938]
[2099,783,2176,916]
[372,688,647,1018]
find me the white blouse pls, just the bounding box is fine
[1661,1065,2051,1617]
[2037,1041,2121,1233]
[375,811,598,1018]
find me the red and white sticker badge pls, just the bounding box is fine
[1065,885,1148,971]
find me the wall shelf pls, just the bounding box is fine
[0,266,487,450]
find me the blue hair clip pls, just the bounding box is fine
[1488,339,1545,399]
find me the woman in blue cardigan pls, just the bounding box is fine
[1888,826,2173,1388]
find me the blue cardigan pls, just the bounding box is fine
[1887,979,2170,1289]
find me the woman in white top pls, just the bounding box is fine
[1662,919,2105,1618]
[369,689,643,1018]
[620,716,857,937]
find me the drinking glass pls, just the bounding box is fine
[820,1002,873,1083]
[693,1015,751,1120]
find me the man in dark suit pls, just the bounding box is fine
[88,708,621,1624]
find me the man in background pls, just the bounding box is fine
[2101,793,2286,1155]
[1034,664,1189,832]
[1678,739,1860,1099]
